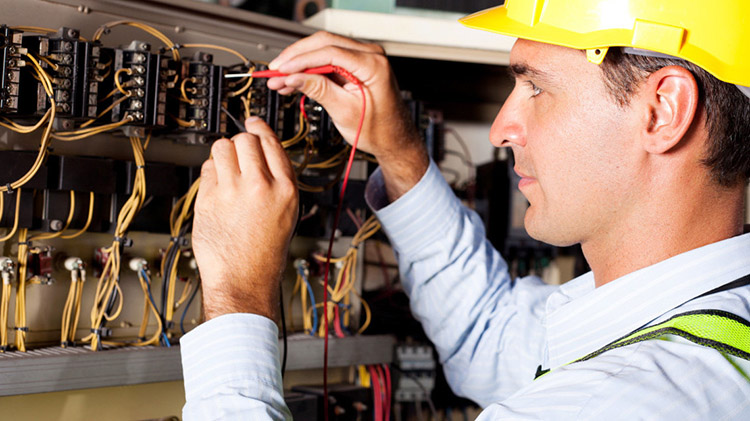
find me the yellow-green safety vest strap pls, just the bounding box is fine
[535,309,750,380]
[579,309,750,363]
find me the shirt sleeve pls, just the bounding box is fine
[180,313,292,421]
[366,159,557,407]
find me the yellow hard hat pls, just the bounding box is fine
[459,0,750,95]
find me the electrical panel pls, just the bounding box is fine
[0,21,445,354]
[0,6,457,418]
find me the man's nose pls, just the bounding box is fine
[489,89,527,149]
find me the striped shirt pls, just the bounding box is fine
[181,159,750,420]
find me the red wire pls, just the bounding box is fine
[368,365,384,421]
[376,365,387,419]
[333,305,346,338]
[253,65,367,421]
[382,364,392,421]
[299,95,308,120]
[322,66,366,421]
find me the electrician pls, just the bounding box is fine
[181,0,750,419]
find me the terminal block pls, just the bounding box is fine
[0,26,24,113]
[18,33,50,117]
[110,40,176,132]
[245,64,278,131]
[43,28,101,129]
[304,98,339,152]
[169,51,226,145]
[14,28,100,126]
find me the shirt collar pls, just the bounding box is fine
[544,232,750,369]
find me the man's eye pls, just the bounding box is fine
[526,81,543,97]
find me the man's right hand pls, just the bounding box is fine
[266,31,430,201]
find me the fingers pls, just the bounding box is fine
[276,45,372,80]
[244,116,276,138]
[245,118,296,182]
[232,132,271,180]
[283,73,352,110]
[210,139,240,183]
[270,31,382,71]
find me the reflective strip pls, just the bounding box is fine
[536,309,750,380]
[579,310,750,363]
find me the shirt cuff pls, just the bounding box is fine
[365,159,462,256]
[180,313,282,402]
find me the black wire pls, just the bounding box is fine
[279,283,288,378]
[180,276,201,335]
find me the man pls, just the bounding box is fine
[181,0,750,419]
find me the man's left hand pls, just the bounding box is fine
[192,117,299,322]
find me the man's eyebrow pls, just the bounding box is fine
[507,63,554,84]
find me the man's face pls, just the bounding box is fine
[491,39,643,247]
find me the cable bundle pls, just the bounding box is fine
[84,136,147,351]
[358,364,392,421]
[161,179,201,341]
[60,258,86,347]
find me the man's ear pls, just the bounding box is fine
[638,65,700,154]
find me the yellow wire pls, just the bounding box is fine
[163,178,201,331]
[0,190,22,243]
[30,191,76,241]
[14,229,29,351]
[86,137,147,351]
[60,270,78,347]
[306,216,381,335]
[99,87,120,102]
[0,56,55,194]
[103,270,162,347]
[306,147,350,169]
[241,93,252,120]
[93,21,180,60]
[68,269,86,344]
[143,130,153,151]
[180,43,249,66]
[114,68,133,96]
[52,116,133,141]
[175,278,194,309]
[354,290,371,334]
[180,77,196,105]
[169,115,197,128]
[60,193,94,240]
[0,108,53,134]
[0,282,10,351]
[36,55,59,71]
[79,94,131,129]
[228,75,254,97]
[281,111,309,149]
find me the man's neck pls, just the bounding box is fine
[582,185,746,288]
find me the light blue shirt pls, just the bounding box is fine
[181,159,750,420]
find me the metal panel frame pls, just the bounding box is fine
[0,335,395,396]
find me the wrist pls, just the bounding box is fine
[375,142,430,202]
[201,285,279,323]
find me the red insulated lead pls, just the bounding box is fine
[250,65,361,86]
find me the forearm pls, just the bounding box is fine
[368,161,555,405]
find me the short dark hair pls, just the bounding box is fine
[599,48,750,187]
